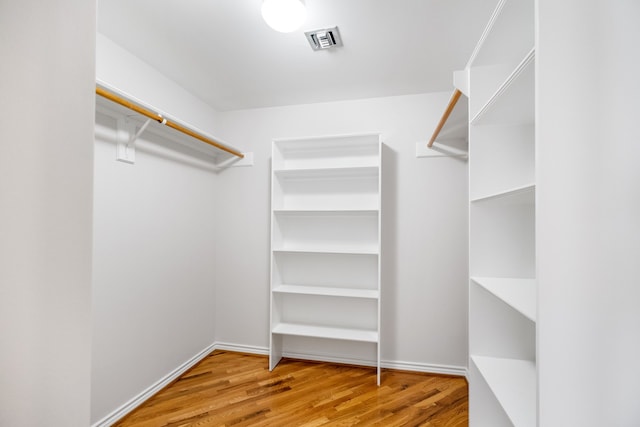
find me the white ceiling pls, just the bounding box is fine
[98,0,495,111]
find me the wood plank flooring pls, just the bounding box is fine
[114,350,468,427]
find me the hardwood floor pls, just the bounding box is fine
[114,350,468,427]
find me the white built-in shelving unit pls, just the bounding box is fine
[467,0,536,425]
[269,133,382,384]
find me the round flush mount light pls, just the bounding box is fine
[261,0,306,33]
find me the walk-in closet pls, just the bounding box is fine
[2,1,639,426]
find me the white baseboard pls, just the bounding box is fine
[91,342,216,427]
[92,342,467,427]
[381,359,467,378]
[213,341,269,355]
[281,350,467,378]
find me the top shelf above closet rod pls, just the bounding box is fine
[95,83,244,159]
[428,89,462,148]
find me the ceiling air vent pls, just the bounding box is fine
[305,27,343,51]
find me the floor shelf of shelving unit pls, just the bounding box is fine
[272,323,379,343]
[273,285,379,299]
[471,355,536,427]
[471,277,536,322]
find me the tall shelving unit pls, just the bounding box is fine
[269,133,382,385]
[467,0,536,425]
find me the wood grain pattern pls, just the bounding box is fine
[114,350,468,426]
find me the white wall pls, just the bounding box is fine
[0,1,95,426]
[92,35,225,424]
[537,0,640,425]
[91,112,219,424]
[214,93,469,370]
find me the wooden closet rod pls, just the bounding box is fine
[95,86,244,159]
[428,89,462,148]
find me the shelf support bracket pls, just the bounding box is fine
[116,117,152,164]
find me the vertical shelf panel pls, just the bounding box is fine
[270,133,382,384]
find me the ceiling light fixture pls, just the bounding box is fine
[261,0,306,33]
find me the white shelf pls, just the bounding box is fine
[272,323,379,343]
[471,356,536,427]
[471,277,536,322]
[272,133,380,170]
[273,247,378,255]
[273,284,379,300]
[471,183,535,204]
[471,48,535,126]
[273,165,379,179]
[274,133,380,150]
[273,209,378,216]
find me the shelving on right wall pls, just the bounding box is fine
[466,0,536,425]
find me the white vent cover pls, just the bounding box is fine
[305,27,343,51]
